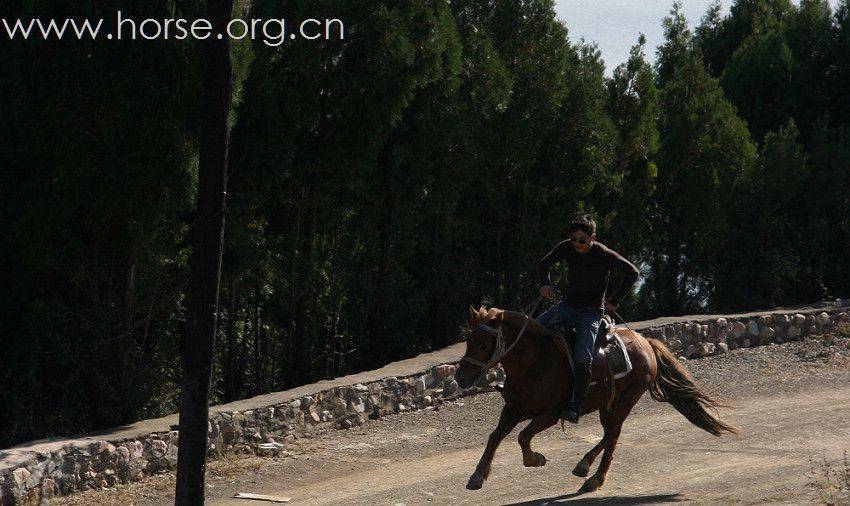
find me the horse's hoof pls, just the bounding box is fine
[466,472,485,490]
[572,461,590,478]
[523,452,546,467]
[579,476,602,493]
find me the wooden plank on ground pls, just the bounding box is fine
[233,492,292,503]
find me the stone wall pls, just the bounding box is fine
[2,302,847,505]
[638,306,848,359]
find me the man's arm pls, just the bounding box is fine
[605,249,640,307]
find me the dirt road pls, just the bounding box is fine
[54,337,850,505]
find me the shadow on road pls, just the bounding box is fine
[501,492,684,505]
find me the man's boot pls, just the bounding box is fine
[562,363,592,424]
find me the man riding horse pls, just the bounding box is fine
[537,214,640,423]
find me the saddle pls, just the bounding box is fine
[560,316,633,386]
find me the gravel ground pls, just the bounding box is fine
[47,331,850,506]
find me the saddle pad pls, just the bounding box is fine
[605,330,633,379]
[589,328,633,387]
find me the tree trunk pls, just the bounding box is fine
[175,0,232,502]
[223,279,238,402]
[253,279,262,395]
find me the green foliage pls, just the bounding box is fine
[720,25,794,143]
[715,121,808,309]
[650,43,756,314]
[0,0,204,446]
[2,0,850,448]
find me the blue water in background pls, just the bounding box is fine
[554,0,837,75]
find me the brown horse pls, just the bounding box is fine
[455,306,738,493]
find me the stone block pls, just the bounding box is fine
[732,321,746,338]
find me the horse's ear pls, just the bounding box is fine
[469,305,478,327]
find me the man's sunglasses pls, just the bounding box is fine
[569,235,589,245]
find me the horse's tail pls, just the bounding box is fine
[647,338,739,436]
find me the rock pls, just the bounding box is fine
[301,396,314,409]
[127,441,144,460]
[746,320,760,336]
[145,440,167,460]
[40,478,57,500]
[758,315,772,325]
[113,445,130,466]
[350,397,366,414]
[664,326,677,339]
[788,326,801,338]
[717,342,729,354]
[353,383,369,393]
[685,344,698,358]
[289,399,301,410]
[817,312,831,326]
[759,327,775,339]
[699,343,716,357]
[321,410,333,422]
[742,338,751,348]
[414,377,427,395]
[11,468,30,494]
[793,314,806,326]
[729,340,739,350]
[309,412,321,425]
[423,395,433,406]
[443,379,459,395]
[716,318,728,329]
[732,321,746,338]
[232,412,245,431]
[435,364,455,380]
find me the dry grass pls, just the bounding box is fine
[807,450,850,505]
[798,324,850,364]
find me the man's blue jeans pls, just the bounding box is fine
[537,301,603,366]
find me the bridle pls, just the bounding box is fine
[460,299,540,372]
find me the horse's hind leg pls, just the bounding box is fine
[467,405,521,490]
[580,386,643,493]
[518,413,558,467]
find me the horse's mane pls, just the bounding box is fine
[501,310,562,339]
[473,306,560,339]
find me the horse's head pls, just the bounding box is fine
[456,305,505,389]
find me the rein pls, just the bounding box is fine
[461,298,540,372]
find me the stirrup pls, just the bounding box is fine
[561,405,580,424]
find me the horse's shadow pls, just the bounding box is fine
[501,491,684,505]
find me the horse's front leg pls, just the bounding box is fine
[573,407,611,477]
[467,405,521,490]
[518,412,559,467]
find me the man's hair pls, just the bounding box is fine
[569,214,596,236]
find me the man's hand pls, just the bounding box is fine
[539,285,555,300]
[604,301,618,312]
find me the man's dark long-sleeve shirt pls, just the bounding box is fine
[537,241,640,310]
